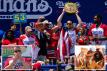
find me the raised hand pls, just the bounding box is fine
[75,10,79,14]
[62,8,65,13]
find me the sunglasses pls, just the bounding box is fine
[67,23,73,25]
[14,50,21,53]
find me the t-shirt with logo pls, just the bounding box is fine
[88,23,107,44]
[20,34,40,60]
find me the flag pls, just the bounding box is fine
[64,32,72,56]
[57,28,67,62]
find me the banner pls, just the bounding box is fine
[0,0,106,21]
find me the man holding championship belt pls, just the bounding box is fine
[57,2,83,57]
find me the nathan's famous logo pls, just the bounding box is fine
[0,0,52,19]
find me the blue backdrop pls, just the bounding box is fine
[0,0,107,31]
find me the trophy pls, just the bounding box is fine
[64,2,78,14]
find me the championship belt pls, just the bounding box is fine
[64,2,78,14]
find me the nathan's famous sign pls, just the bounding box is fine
[0,0,52,19]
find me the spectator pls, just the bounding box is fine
[3,24,20,39]
[2,30,22,45]
[20,26,40,61]
[77,25,90,45]
[88,14,107,44]
[34,17,50,61]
